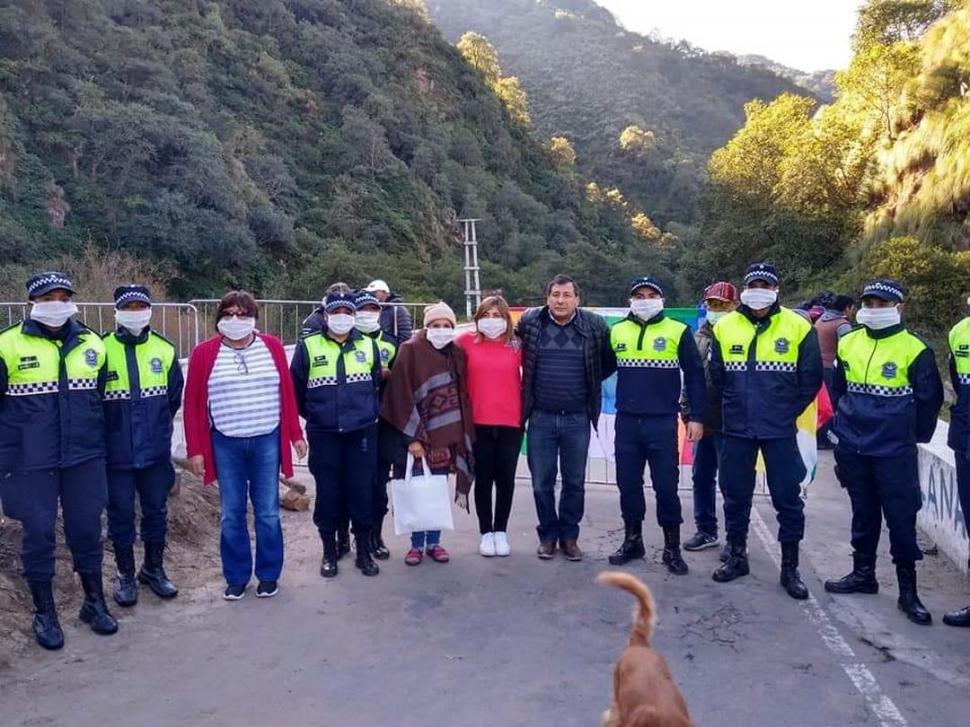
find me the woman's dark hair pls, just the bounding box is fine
[832,295,856,312]
[544,274,580,298]
[215,290,259,327]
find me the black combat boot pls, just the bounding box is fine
[896,562,931,625]
[713,536,750,582]
[320,532,338,578]
[139,541,178,599]
[824,552,878,595]
[779,541,809,600]
[943,605,970,627]
[371,515,390,560]
[354,533,380,577]
[112,544,139,607]
[78,572,119,635]
[608,520,645,566]
[336,525,351,561]
[661,526,688,575]
[28,581,64,651]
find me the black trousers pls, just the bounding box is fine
[721,435,806,543]
[0,459,107,582]
[106,460,176,547]
[309,426,377,538]
[473,425,523,534]
[834,449,922,563]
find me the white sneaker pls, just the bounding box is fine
[479,532,496,557]
[493,532,511,557]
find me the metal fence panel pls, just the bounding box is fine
[0,302,200,359]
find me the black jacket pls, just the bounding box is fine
[379,293,413,345]
[515,307,614,427]
[680,323,722,432]
[300,308,326,339]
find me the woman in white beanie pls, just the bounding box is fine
[381,302,475,565]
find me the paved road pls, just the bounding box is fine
[1,453,968,726]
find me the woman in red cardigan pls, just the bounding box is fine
[184,291,306,601]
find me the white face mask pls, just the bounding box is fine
[740,288,778,311]
[30,300,78,328]
[477,318,508,340]
[705,310,729,325]
[217,315,256,341]
[427,327,456,349]
[116,309,152,335]
[327,313,355,336]
[856,306,901,330]
[355,311,381,333]
[630,298,664,321]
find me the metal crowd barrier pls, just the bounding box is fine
[0,302,200,359]
[189,299,432,346]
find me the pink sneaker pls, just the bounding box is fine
[405,548,423,566]
[426,544,450,563]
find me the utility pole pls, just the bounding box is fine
[459,218,481,319]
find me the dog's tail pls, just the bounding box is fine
[597,571,656,648]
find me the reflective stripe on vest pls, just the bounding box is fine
[949,317,970,385]
[103,332,175,401]
[713,307,811,372]
[610,317,687,369]
[0,324,104,396]
[303,334,374,387]
[837,327,925,398]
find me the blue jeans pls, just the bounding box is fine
[410,531,441,549]
[526,410,591,543]
[212,429,283,586]
[691,433,724,537]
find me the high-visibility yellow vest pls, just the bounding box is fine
[103,331,176,400]
[713,307,811,373]
[610,316,686,369]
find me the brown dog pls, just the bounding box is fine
[598,571,692,727]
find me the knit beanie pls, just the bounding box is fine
[423,301,457,327]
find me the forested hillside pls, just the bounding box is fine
[691,0,970,337]
[427,0,808,231]
[0,0,667,306]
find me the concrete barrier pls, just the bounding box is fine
[918,421,969,573]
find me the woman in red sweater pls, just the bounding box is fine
[183,291,306,600]
[457,296,523,557]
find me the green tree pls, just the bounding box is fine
[494,76,531,126]
[457,31,501,85]
[619,125,656,154]
[546,136,576,167]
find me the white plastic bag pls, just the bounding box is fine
[390,454,455,535]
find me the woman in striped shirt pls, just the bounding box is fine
[184,291,306,601]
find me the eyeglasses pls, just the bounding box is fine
[233,352,249,375]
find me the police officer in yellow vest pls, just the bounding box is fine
[710,263,823,599]
[823,279,942,624]
[355,290,398,560]
[942,304,970,626]
[103,285,184,608]
[0,272,117,649]
[290,292,383,578]
[607,276,706,574]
